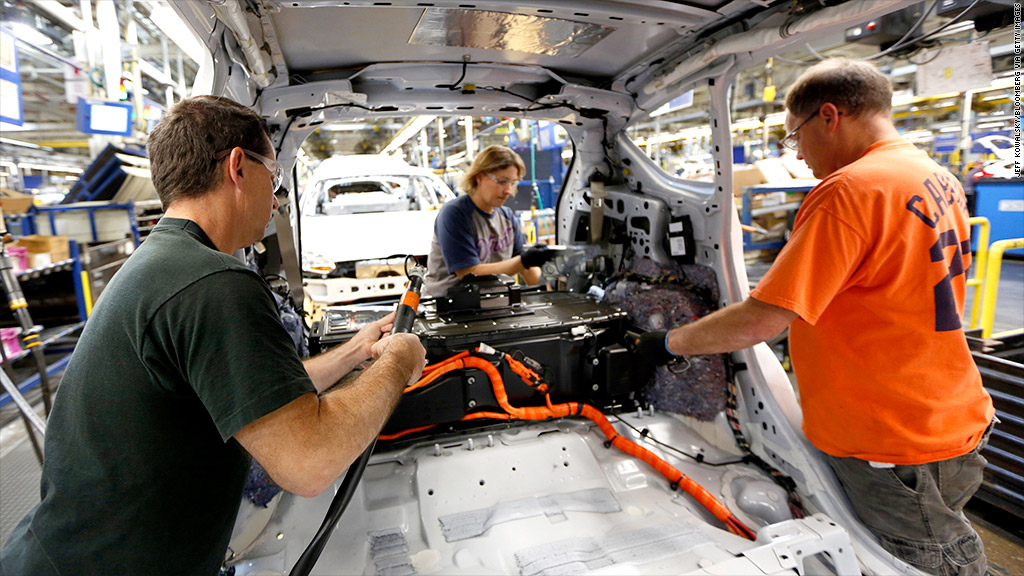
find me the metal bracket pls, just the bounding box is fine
[743,514,860,576]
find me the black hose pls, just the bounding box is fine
[288,271,423,576]
[287,440,376,576]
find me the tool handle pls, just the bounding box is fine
[391,273,422,335]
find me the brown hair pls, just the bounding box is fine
[148,95,271,209]
[785,58,892,118]
[460,145,526,195]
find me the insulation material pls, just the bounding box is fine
[369,528,417,576]
[603,258,727,421]
[514,522,711,575]
[410,8,613,58]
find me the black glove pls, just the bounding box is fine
[520,243,558,269]
[635,331,677,366]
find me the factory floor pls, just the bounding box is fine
[1,259,1022,573]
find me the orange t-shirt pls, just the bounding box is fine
[750,139,993,465]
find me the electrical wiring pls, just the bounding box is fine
[382,345,758,541]
[611,415,745,468]
[865,0,983,62]
[783,0,979,67]
[862,0,937,62]
[276,101,388,155]
[403,255,420,277]
[724,362,806,519]
[439,59,469,91]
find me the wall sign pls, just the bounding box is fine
[0,27,24,126]
[76,97,134,137]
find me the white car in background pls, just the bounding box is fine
[299,155,456,303]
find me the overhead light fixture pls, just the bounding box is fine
[322,123,375,132]
[731,118,763,131]
[381,116,437,155]
[17,162,83,174]
[149,5,205,64]
[939,127,961,133]
[10,22,53,47]
[0,137,52,151]
[902,129,934,141]
[975,122,1004,129]
[893,91,961,107]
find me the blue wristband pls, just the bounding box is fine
[664,331,678,357]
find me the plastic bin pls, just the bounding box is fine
[1,327,22,358]
[6,246,28,271]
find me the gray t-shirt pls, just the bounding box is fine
[425,193,523,297]
[0,218,316,576]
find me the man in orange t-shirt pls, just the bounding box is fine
[638,58,993,575]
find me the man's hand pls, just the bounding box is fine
[371,332,427,386]
[635,331,677,366]
[520,243,558,269]
[350,311,395,360]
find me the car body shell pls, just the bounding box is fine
[169,1,926,574]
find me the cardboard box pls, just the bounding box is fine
[16,235,71,262]
[780,152,815,179]
[752,158,794,183]
[732,165,768,197]
[750,191,807,210]
[0,188,34,214]
[750,213,789,243]
[732,159,807,198]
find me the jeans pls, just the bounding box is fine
[826,424,993,576]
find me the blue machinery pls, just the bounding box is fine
[6,202,142,246]
[0,223,140,409]
[0,237,89,410]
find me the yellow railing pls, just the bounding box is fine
[979,237,1024,338]
[966,217,990,330]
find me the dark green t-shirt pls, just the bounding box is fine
[0,219,316,575]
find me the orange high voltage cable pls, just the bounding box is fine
[381,347,756,540]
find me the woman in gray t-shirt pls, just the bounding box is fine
[425,145,551,297]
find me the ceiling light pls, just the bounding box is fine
[17,162,83,173]
[0,137,52,150]
[731,118,762,131]
[322,123,375,132]
[381,116,436,155]
[149,6,205,64]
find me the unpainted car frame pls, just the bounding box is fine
[170,1,928,574]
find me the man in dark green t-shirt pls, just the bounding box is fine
[0,96,426,575]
